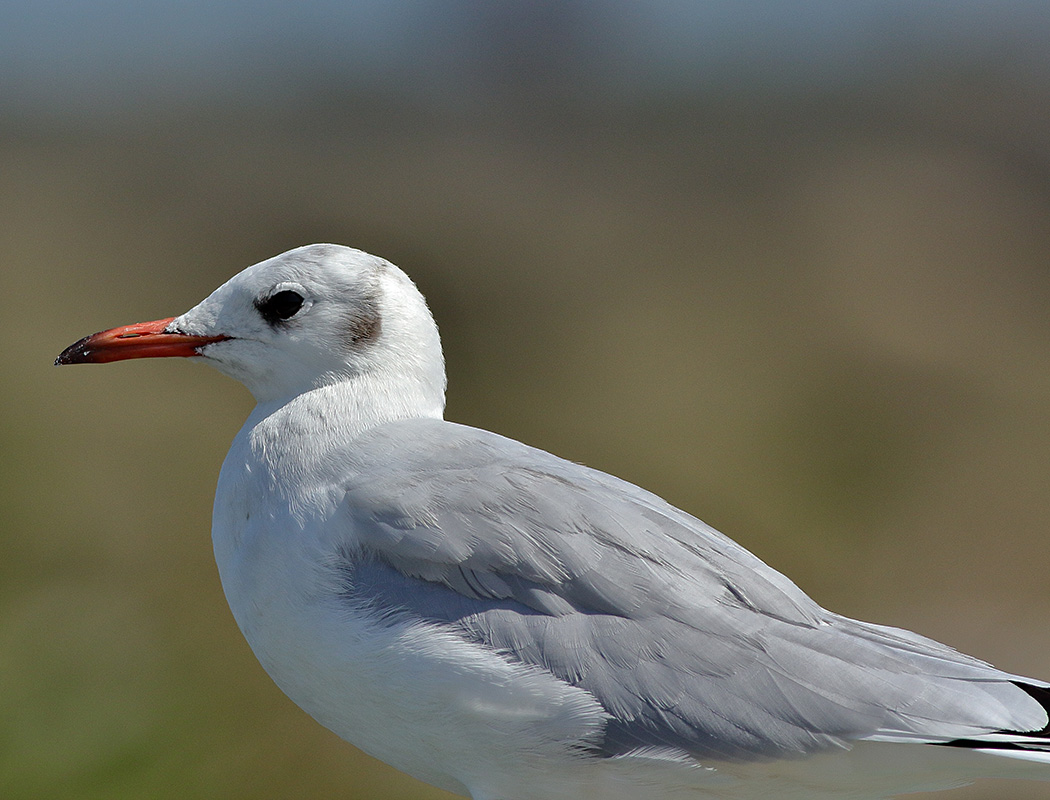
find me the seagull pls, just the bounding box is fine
[56,244,1050,799]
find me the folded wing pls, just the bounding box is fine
[336,418,1050,762]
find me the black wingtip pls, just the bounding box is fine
[939,681,1050,752]
[1012,682,1050,737]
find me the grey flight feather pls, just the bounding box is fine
[335,417,1048,762]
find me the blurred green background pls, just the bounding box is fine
[5,2,1050,798]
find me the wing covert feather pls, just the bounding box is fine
[335,418,1048,760]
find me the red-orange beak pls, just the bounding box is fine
[55,317,229,365]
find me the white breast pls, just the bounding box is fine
[209,407,618,799]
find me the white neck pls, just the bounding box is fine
[248,366,445,451]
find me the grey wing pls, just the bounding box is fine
[336,418,1050,761]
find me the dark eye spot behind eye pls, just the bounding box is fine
[255,290,305,325]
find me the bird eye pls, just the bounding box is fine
[256,290,305,324]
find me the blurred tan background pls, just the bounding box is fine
[4,3,1050,798]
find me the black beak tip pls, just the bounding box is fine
[55,337,91,366]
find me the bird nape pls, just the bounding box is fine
[56,244,1050,800]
